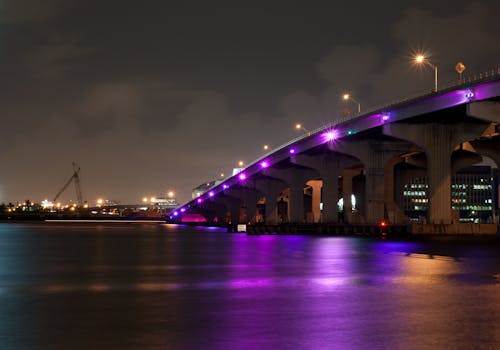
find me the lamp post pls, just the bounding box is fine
[295,123,309,133]
[414,54,438,92]
[342,93,361,114]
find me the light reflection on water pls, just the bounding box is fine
[0,223,499,349]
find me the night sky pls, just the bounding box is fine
[1,0,499,205]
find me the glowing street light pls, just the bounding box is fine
[263,144,269,151]
[342,93,361,114]
[414,54,438,92]
[167,191,175,198]
[295,123,310,135]
[238,160,244,167]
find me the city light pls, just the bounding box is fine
[289,148,296,154]
[263,144,269,151]
[260,160,269,168]
[342,93,361,114]
[167,191,175,198]
[413,53,438,92]
[239,173,247,180]
[238,160,244,167]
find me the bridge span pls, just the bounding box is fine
[172,70,500,234]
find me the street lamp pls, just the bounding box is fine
[342,93,361,114]
[238,160,244,167]
[414,54,438,92]
[263,144,269,151]
[295,123,309,133]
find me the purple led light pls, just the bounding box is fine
[465,89,474,99]
[260,160,269,168]
[239,173,247,180]
[381,114,390,122]
[289,148,296,154]
[323,130,337,142]
[209,191,214,197]
[180,208,186,212]
[173,211,178,216]
[197,198,202,204]
[223,184,228,189]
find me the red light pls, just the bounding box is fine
[379,220,387,227]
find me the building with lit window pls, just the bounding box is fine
[403,166,498,223]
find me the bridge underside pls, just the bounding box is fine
[178,98,500,235]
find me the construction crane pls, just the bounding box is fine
[53,162,84,207]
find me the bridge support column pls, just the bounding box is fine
[263,166,318,223]
[342,169,360,223]
[332,140,413,224]
[255,178,287,224]
[226,188,262,224]
[216,196,243,224]
[306,180,322,222]
[291,153,358,223]
[384,122,488,225]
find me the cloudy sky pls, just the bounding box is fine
[0,0,499,204]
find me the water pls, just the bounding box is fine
[0,223,499,349]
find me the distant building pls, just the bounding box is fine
[192,180,222,199]
[403,166,498,223]
[152,197,178,209]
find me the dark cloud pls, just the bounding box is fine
[0,0,499,204]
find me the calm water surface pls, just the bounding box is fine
[0,223,499,349]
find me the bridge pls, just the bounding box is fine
[171,69,500,234]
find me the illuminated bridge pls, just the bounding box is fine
[172,69,500,234]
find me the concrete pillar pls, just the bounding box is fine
[341,169,360,223]
[216,196,243,224]
[384,122,489,224]
[384,156,406,224]
[263,166,318,223]
[306,180,322,222]
[291,153,358,223]
[254,178,287,224]
[332,139,414,224]
[226,188,262,224]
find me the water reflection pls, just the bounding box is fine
[0,223,499,349]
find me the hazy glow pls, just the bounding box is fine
[223,184,228,189]
[239,173,247,180]
[382,114,390,121]
[180,208,186,212]
[209,191,214,197]
[342,93,350,100]
[238,160,244,167]
[197,198,202,203]
[167,191,175,198]
[260,161,269,168]
[415,54,425,63]
[289,148,296,154]
[323,130,337,141]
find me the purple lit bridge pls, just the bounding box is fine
[172,70,500,234]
